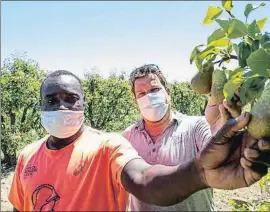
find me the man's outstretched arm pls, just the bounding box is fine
[121,156,206,206]
[120,113,270,207]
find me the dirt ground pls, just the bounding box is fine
[1,165,269,211]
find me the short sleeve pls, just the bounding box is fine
[193,117,212,151]
[8,154,24,211]
[107,133,142,187]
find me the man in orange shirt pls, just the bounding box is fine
[9,70,270,211]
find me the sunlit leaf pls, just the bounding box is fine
[203,6,223,24]
[222,0,233,12]
[207,28,225,44]
[257,17,268,30]
[208,38,232,47]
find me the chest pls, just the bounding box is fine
[19,148,111,211]
[130,128,198,166]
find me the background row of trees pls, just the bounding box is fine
[1,55,208,166]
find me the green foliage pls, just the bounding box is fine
[83,71,139,132]
[190,1,270,209]
[170,82,208,116]
[1,55,47,165]
[228,199,270,211]
[190,0,270,106]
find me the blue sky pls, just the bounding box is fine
[2,1,270,82]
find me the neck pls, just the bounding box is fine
[47,124,85,150]
[144,109,173,139]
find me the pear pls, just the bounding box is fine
[191,62,214,94]
[211,69,227,104]
[247,80,270,139]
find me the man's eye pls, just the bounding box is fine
[47,99,56,104]
[137,93,146,99]
[151,88,160,93]
[67,96,79,103]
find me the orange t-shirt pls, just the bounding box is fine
[9,126,141,211]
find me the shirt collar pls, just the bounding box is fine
[134,110,183,131]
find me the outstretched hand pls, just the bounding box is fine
[198,112,270,190]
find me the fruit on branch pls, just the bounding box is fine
[238,42,252,68]
[191,62,214,94]
[247,80,270,139]
[211,69,228,104]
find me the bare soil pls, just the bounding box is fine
[1,165,269,211]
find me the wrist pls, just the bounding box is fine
[193,154,209,189]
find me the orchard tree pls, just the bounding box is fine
[189,0,270,210]
[170,81,208,116]
[83,70,139,132]
[1,55,47,166]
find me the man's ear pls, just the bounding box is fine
[166,87,171,96]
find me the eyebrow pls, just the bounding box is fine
[44,92,80,98]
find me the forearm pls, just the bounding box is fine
[121,156,208,206]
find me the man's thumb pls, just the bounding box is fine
[213,112,251,141]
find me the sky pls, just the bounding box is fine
[2,1,270,82]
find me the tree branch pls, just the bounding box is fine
[213,55,238,66]
[227,11,235,18]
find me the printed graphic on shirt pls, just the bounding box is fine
[31,184,60,211]
[24,164,38,178]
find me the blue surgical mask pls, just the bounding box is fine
[137,89,169,122]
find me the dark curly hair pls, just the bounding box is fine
[129,64,168,95]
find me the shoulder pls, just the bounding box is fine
[83,126,131,150]
[122,120,142,139]
[177,115,210,133]
[181,115,208,125]
[18,136,48,165]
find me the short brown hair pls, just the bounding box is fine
[129,64,168,94]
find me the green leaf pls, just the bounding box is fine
[257,17,268,30]
[190,45,204,64]
[195,56,203,71]
[239,76,267,105]
[207,28,225,44]
[222,0,233,12]
[216,19,230,32]
[262,41,270,51]
[260,32,270,45]
[247,48,270,77]
[208,38,231,47]
[227,19,247,39]
[244,3,266,19]
[197,46,221,62]
[233,43,240,56]
[247,20,260,39]
[203,6,223,25]
[224,69,245,101]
